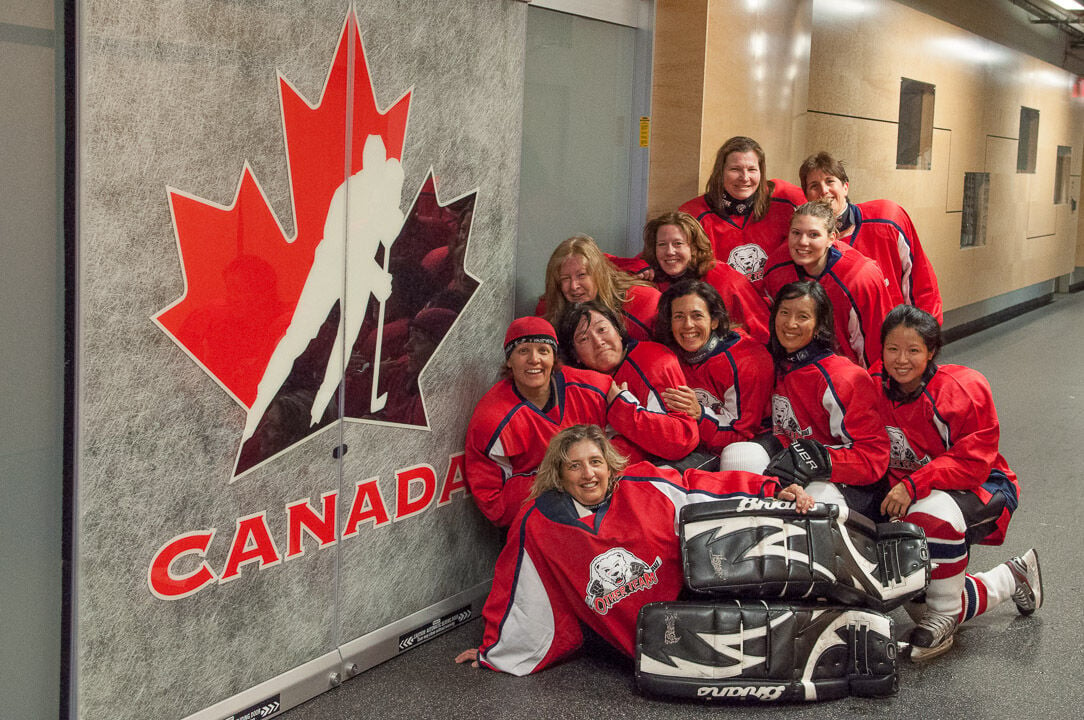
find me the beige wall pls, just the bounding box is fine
[648,0,811,218]
[649,0,1084,309]
[805,0,1083,311]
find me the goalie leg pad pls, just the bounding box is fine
[636,601,899,702]
[680,497,930,610]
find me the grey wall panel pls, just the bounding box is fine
[76,1,523,718]
[336,0,521,640]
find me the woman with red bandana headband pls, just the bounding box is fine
[464,317,612,527]
[535,235,660,342]
[679,136,806,283]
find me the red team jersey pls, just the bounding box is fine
[476,462,783,674]
[676,331,774,453]
[772,349,890,486]
[535,284,661,342]
[606,340,698,462]
[843,200,943,323]
[761,243,895,369]
[679,179,804,282]
[465,367,610,526]
[871,362,1019,545]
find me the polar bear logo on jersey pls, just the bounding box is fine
[589,549,648,593]
[693,387,723,417]
[886,426,928,471]
[728,244,768,279]
[772,394,811,440]
[585,548,662,614]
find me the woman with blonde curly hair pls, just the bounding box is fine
[640,211,770,343]
[535,234,660,341]
[456,424,811,674]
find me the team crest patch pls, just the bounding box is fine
[772,395,811,441]
[693,388,725,419]
[584,548,661,615]
[728,244,768,281]
[887,426,928,471]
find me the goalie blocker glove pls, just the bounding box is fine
[680,497,929,611]
[764,438,832,487]
[636,601,899,702]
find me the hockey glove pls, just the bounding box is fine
[764,438,832,487]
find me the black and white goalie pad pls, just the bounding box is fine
[680,497,929,611]
[636,601,898,702]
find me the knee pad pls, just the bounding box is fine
[680,497,930,611]
[636,600,899,702]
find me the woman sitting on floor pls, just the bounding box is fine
[455,424,812,674]
[873,305,1041,661]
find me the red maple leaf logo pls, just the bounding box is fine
[154,12,478,477]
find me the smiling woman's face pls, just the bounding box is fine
[670,293,718,353]
[774,294,818,353]
[560,439,611,506]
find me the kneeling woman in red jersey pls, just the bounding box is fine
[761,200,895,368]
[556,301,697,463]
[678,136,806,283]
[653,280,774,470]
[455,424,812,674]
[464,317,612,527]
[636,211,771,343]
[766,281,890,516]
[536,234,661,341]
[874,306,1041,661]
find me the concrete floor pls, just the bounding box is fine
[281,290,1084,719]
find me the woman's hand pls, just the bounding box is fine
[607,380,628,404]
[455,648,479,668]
[635,267,655,281]
[880,482,912,520]
[662,385,702,420]
[777,483,815,513]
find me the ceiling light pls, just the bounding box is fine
[1051,0,1084,11]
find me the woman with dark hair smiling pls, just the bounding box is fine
[455,424,812,674]
[654,280,774,470]
[557,301,697,463]
[765,280,889,518]
[873,305,1040,661]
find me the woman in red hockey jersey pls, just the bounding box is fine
[463,317,612,527]
[760,200,895,368]
[536,234,660,341]
[765,280,890,517]
[799,151,942,323]
[455,424,812,674]
[555,301,697,463]
[679,136,806,283]
[633,211,771,343]
[873,305,1040,661]
[654,280,774,469]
